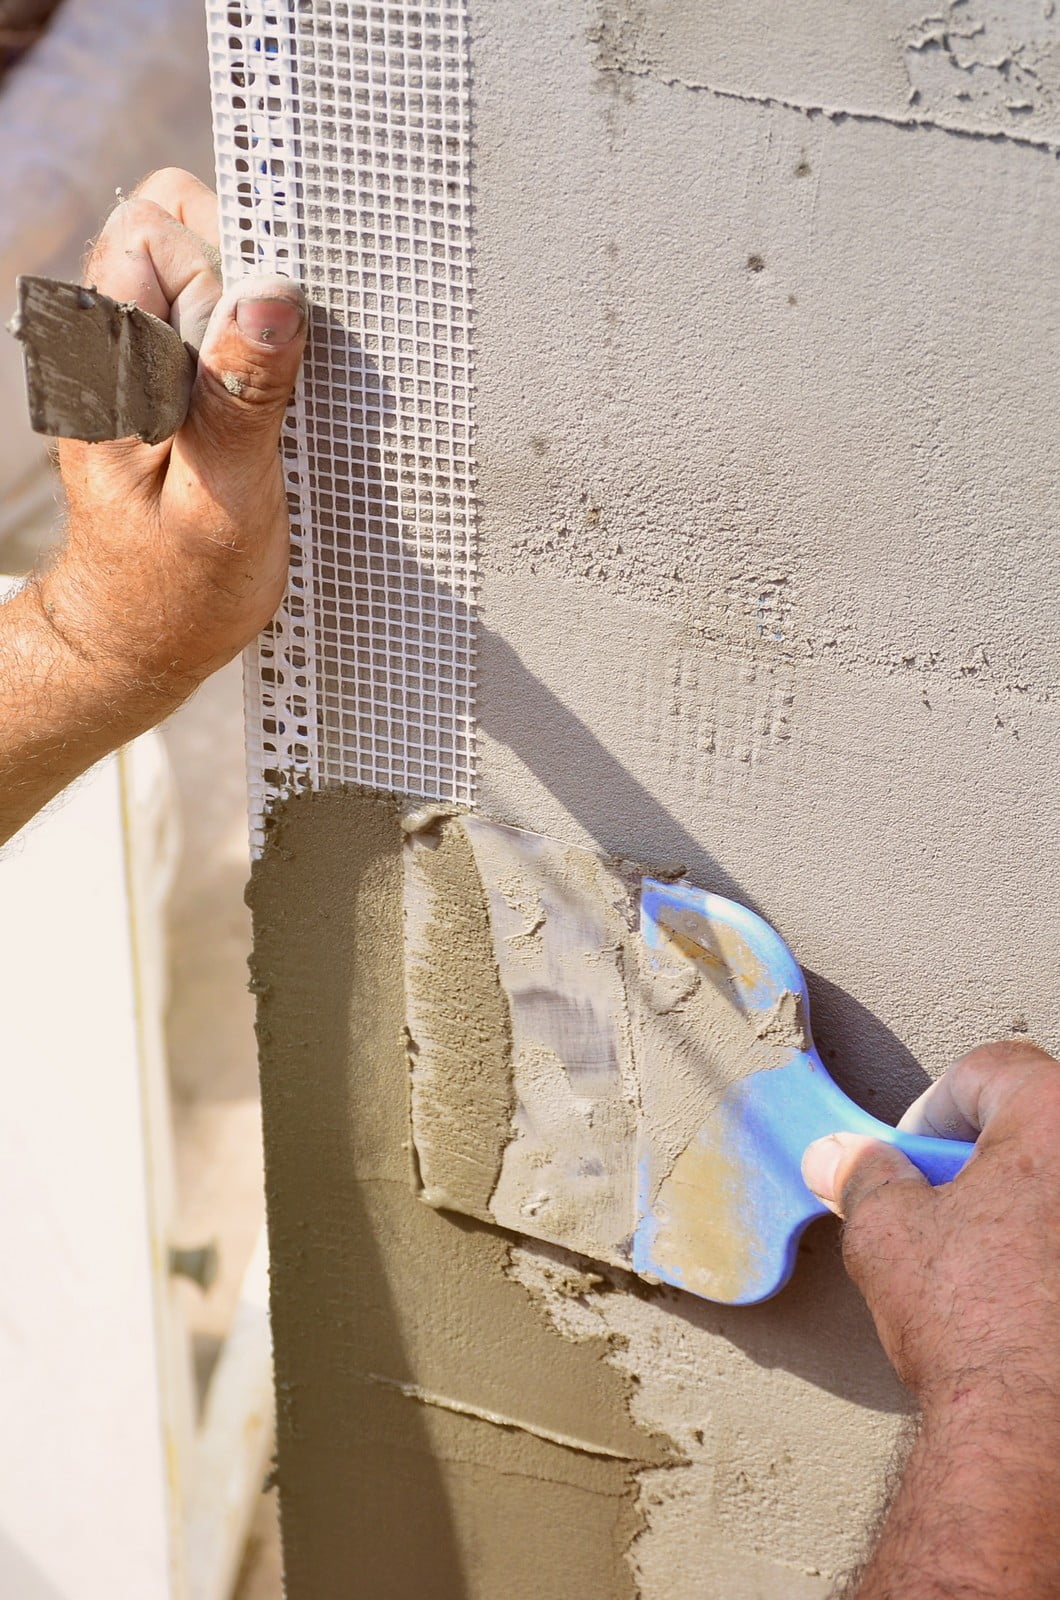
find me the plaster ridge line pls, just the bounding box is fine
[600,63,1060,157]
[361,1371,647,1461]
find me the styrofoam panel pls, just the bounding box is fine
[206,1,476,852]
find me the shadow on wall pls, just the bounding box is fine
[478,625,934,1114]
[290,316,925,1438]
[252,806,471,1596]
[658,1222,911,1416]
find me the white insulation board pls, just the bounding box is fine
[207,0,476,852]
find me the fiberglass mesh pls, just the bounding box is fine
[206,0,476,852]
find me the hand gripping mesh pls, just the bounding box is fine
[206,0,476,853]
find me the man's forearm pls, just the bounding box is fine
[0,574,190,846]
[852,1392,1060,1599]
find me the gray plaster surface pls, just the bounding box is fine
[469,0,1060,1590]
[247,3,1059,1594]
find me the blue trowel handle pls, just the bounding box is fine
[867,1123,975,1186]
[809,1066,976,1187]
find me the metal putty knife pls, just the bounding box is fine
[9,274,195,444]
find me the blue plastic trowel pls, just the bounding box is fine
[633,879,975,1303]
[403,814,976,1308]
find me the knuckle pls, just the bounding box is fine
[198,360,293,416]
[988,1038,1057,1067]
[108,197,166,237]
[838,1157,909,1224]
[994,1063,1060,1142]
[958,1039,1059,1086]
[134,165,186,195]
[83,200,165,280]
[131,168,203,218]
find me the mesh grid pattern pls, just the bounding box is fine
[206,0,477,852]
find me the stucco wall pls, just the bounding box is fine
[254,2,1060,1594]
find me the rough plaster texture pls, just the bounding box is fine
[254,1,1059,1594]
[252,793,678,1600]
[404,813,821,1302]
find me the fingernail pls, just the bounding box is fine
[235,293,305,346]
[802,1134,845,1202]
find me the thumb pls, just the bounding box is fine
[802,1132,928,1219]
[182,275,308,470]
[804,1135,934,1326]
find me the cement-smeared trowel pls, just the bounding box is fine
[9,274,196,444]
[403,812,975,1306]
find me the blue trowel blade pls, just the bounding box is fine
[633,879,974,1305]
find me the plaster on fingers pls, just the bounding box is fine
[84,197,222,351]
[130,166,221,245]
[188,277,307,427]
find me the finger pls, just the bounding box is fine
[897,1040,1059,1143]
[86,198,221,349]
[56,433,167,522]
[820,1138,934,1319]
[131,167,220,245]
[802,1132,928,1218]
[176,276,308,483]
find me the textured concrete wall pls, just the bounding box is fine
[256,2,1060,1594]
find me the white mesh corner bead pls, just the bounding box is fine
[207,0,477,854]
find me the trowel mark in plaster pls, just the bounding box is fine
[407,813,642,1264]
[403,810,514,1222]
[505,1242,700,1590]
[409,815,774,1279]
[362,1371,652,1461]
[630,75,1060,156]
[505,1238,886,1591]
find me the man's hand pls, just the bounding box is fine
[0,168,308,845]
[803,1041,1060,1598]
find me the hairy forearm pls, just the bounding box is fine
[851,1392,1060,1600]
[0,571,191,846]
